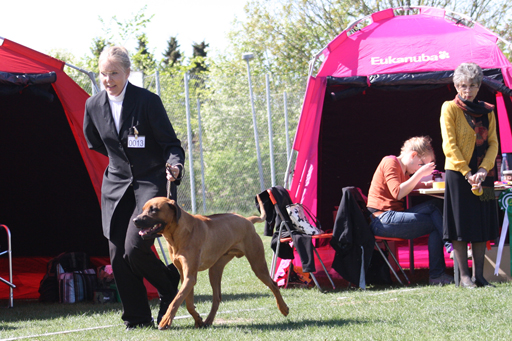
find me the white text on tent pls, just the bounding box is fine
[371,51,450,65]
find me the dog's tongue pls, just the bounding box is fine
[139,227,152,237]
[138,224,162,238]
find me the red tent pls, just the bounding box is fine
[0,38,109,300]
[289,7,512,233]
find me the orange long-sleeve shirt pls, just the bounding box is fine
[367,156,409,212]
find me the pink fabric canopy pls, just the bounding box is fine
[290,7,512,217]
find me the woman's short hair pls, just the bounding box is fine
[453,62,483,87]
[99,46,131,70]
[401,136,435,161]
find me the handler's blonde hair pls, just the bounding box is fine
[400,136,435,161]
[99,46,131,71]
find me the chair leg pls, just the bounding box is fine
[375,240,411,285]
[309,272,324,292]
[313,247,336,290]
[270,223,285,277]
[382,240,410,284]
[375,241,403,285]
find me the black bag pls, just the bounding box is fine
[38,252,97,303]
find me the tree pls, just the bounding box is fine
[163,36,182,67]
[191,41,209,74]
[85,37,112,73]
[132,33,156,72]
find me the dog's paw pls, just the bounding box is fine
[280,304,290,317]
[194,318,207,329]
[158,317,172,330]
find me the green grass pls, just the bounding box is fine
[1,223,512,340]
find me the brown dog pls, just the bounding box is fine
[133,196,289,330]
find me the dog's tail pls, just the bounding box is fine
[247,194,266,224]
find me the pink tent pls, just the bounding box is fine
[289,7,512,231]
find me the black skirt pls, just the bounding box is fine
[443,170,499,242]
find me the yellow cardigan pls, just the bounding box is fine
[440,100,499,177]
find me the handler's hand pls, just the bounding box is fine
[166,165,180,182]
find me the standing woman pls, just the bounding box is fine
[441,62,499,288]
[84,46,185,328]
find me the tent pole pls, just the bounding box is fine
[65,62,99,94]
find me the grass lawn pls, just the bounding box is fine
[1,223,511,340]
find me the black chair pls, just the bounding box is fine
[257,187,335,292]
[332,187,410,286]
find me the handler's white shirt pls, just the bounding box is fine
[107,82,128,133]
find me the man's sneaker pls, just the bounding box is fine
[429,273,454,286]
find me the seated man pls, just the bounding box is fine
[366,136,453,285]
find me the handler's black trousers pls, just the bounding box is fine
[109,187,178,325]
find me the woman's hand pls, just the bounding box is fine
[166,165,181,182]
[467,168,487,185]
[416,162,436,178]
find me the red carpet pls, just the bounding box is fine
[0,256,159,301]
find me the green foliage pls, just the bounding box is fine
[86,37,111,73]
[132,33,156,72]
[226,0,357,81]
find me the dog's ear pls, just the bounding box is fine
[168,199,181,222]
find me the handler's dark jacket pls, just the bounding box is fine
[83,82,185,239]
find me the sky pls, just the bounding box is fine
[1,0,248,60]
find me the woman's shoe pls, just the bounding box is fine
[460,278,477,289]
[474,278,496,288]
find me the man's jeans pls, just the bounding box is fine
[370,200,446,278]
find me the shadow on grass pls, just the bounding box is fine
[0,300,124,323]
[182,292,282,304]
[173,317,371,331]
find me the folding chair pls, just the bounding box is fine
[265,188,335,292]
[1,224,15,308]
[373,236,411,285]
[346,186,410,286]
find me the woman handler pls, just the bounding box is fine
[84,46,185,328]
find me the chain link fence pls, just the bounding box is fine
[69,67,307,215]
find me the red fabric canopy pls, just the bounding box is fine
[0,38,107,201]
[0,38,112,301]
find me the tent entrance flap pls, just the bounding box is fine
[317,81,499,233]
[0,82,107,257]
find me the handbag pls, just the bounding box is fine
[285,203,324,235]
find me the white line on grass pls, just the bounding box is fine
[367,288,420,295]
[0,308,268,341]
[336,287,421,300]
